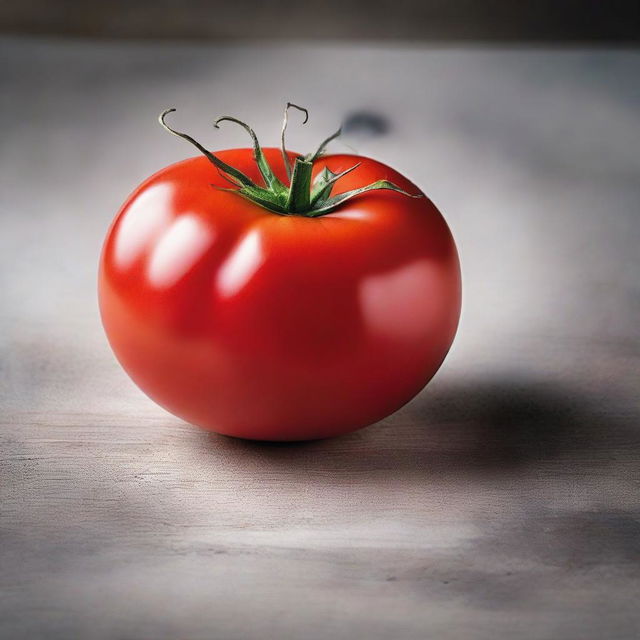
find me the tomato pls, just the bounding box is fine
[98,108,461,440]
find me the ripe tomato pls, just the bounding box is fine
[99,108,461,440]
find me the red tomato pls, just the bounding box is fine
[99,114,460,441]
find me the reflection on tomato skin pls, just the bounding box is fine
[147,214,214,289]
[99,148,461,441]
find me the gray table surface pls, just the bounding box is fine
[1,37,639,639]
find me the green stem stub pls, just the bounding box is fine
[159,105,420,217]
[286,159,313,212]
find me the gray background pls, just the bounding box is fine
[1,34,640,640]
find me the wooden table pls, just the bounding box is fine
[1,37,639,639]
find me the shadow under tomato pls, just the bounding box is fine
[204,376,635,475]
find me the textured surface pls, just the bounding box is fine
[1,38,639,639]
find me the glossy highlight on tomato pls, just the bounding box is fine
[99,113,461,441]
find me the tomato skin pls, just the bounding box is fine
[99,148,461,440]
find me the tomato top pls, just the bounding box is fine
[158,105,421,219]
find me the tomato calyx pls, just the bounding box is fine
[159,104,421,218]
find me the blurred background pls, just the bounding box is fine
[1,2,639,640]
[1,0,639,42]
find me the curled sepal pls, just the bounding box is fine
[215,166,243,188]
[310,166,337,204]
[214,116,285,195]
[306,127,342,163]
[211,185,289,215]
[281,103,309,181]
[306,180,423,217]
[309,163,361,208]
[159,109,256,188]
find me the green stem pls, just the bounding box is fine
[286,159,313,212]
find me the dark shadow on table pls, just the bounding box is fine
[206,377,637,476]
